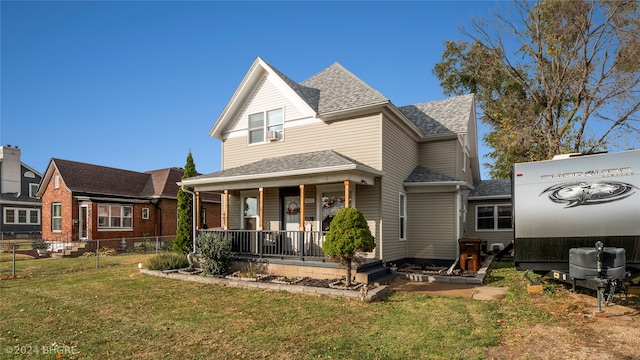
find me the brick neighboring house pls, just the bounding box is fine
[0,145,43,239]
[36,158,221,242]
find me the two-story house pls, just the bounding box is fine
[37,158,221,245]
[181,57,487,277]
[0,145,43,239]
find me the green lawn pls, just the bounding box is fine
[0,255,552,359]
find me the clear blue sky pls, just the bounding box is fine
[1,1,499,178]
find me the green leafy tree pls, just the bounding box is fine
[174,152,197,253]
[322,207,376,287]
[434,0,640,178]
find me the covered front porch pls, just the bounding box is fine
[182,151,384,264]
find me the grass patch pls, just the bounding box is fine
[0,256,556,359]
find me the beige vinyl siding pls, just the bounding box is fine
[223,114,382,170]
[354,180,381,259]
[418,140,458,178]
[456,141,474,184]
[466,199,514,246]
[227,74,308,134]
[407,192,457,260]
[227,193,241,229]
[380,115,418,262]
[262,188,279,230]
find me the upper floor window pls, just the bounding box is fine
[476,205,512,231]
[54,175,60,189]
[98,204,132,229]
[29,183,39,197]
[248,108,283,144]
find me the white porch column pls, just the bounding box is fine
[195,191,201,230]
[223,190,229,230]
[299,184,306,231]
[258,187,264,231]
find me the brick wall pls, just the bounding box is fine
[40,171,74,241]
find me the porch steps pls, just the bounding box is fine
[356,261,397,285]
[51,243,88,258]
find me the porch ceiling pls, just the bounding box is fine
[179,150,383,192]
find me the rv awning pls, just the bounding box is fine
[179,150,384,192]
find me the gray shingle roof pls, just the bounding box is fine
[405,166,463,183]
[398,94,474,135]
[188,150,377,181]
[299,63,389,114]
[469,179,512,198]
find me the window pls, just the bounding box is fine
[54,175,60,189]
[5,208,41,225]
[142,207,149,220]
[98,204,132,229]
[476,205,512,231]
[399,192,407,240]
[52,203,62,231]
[29,183,39,197]
[248,108,283,144]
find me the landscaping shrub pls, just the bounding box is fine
[147,252,189,271]
[197,232,234,276]
[323,207,376,286]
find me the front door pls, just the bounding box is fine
[79,205,88,240]
[283,196,300,253]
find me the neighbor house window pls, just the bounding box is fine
[248,108,283,144]
[52,203,62,231]
[29,183,39,197]
[399,192,407,240]
[142,207,149,220]
[476,205,512,231]
[1,209,36,224]
[98,204,132,229]
[54,175,60,189]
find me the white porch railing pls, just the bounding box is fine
[199,229,327,260]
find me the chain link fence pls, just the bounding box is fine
[2,235,176,276]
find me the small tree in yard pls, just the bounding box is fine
[322,207,376,287]
[174,152,198,253]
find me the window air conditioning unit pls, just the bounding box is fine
[266,131,280,141]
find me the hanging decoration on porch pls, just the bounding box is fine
[286,201,300,216]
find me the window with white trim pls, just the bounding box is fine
[29,183,39,197]
[52,203,62,231]
[399,192,407,240]
[476,205,512,231]
[4,208,41,225]
[248,108,283,144]
[54,175,60,189]
[98,204,132,229]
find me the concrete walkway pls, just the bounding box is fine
[388,255,509,301]
[388,278,509,301]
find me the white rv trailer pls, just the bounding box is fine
[513,149,640,272]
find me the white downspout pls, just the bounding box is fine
[447,185,461,275]
[181,185,197,267]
